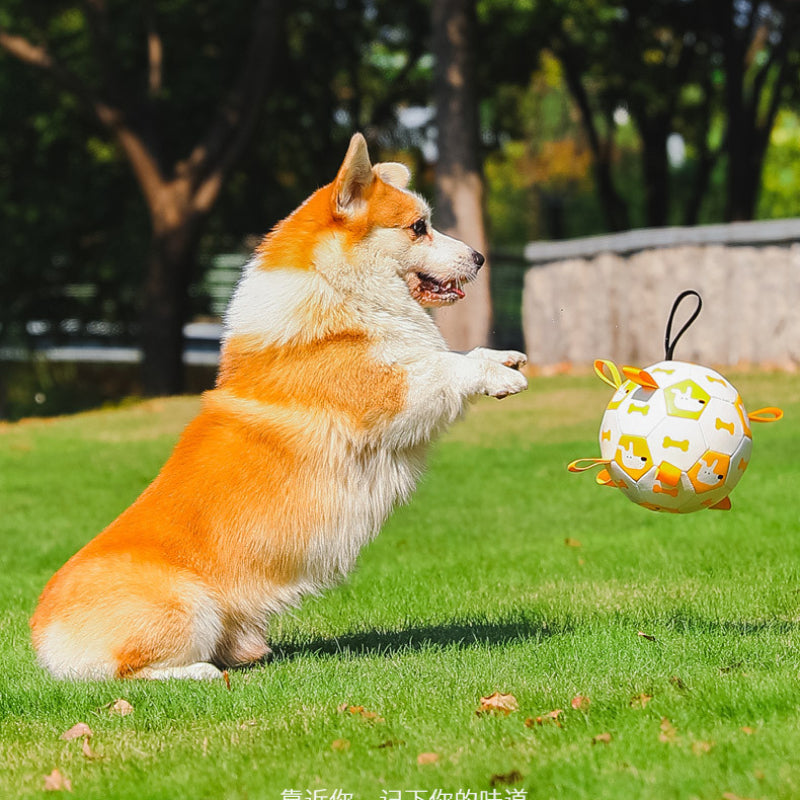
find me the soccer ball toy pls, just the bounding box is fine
[568,291,782,513]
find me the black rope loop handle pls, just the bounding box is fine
[664,290,702,361]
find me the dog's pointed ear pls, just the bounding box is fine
[333,133,374,217]
[374,162,411,190]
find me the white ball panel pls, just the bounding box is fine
[700,397,746,454]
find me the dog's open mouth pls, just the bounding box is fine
[406,272,467,307]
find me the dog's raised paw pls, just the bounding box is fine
[468,347,528,370]
[499,350,527,370]
[483,362,528,399]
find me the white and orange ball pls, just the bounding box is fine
[597,360,757,513]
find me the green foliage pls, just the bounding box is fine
[204,0,432,236]
[2,374,800,796]
[3,0,800,398]
[758,111,800,219]
[0,0,431,354]
[480,0,800,236]
[0,3,149,349]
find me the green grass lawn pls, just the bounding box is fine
[1,372,799,799]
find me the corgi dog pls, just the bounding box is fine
[30,133,528,680]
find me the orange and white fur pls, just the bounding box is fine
[30,134,528,680]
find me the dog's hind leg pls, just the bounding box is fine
[32,557,225,681]
[212,618,271,668]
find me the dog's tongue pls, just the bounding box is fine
[440,279,464,299]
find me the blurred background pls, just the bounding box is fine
[1,0,799,419]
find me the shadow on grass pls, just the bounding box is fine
[266,611,800,665]
[663,613,800,637]
[269,614,568,662]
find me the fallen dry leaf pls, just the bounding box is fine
[490,770,523,786]
[417,752,439,765]
[691,740,714,755]
[222,670,231,690]
[81,737,102,760]
[722,794,758,800]
[525,709,563,728]
[591,732,612,745]
[60,723,93,741]
[478,692,519,716]
[637,631,657,642]
[571,695,591,711]
[659,717,679,743]
[107,698,134,716]
[43,768,72,792]
[343,705,384,722]
[564,537,582,548]
[740,726,755,735]
[629,693,653,709]
[331,739,350,751]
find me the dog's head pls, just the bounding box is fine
[226,135,485,348]
[329,133,484,307]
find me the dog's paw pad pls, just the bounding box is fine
[501,351,528,370]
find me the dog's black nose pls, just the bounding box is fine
[472,250,485,269]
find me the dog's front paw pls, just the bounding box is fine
[468,347,528,370]
[482,362,529,399]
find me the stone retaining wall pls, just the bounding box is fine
[522,242,800,371]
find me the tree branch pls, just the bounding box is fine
[755,41,790,156]
[143,1,163,98]
[0,26,166,207]
[83,0,113,50]
[0,30,76,86]
[82,0,122,99]
[185,0,283,206]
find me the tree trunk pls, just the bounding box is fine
[723,16,749,222]
[431,0,492,351]
[683,75,720,227]
[683,147,718,226]
[139,224,199,396]
[136,178,205,395]
[639,115,671,227]
[554,42,629,233]
[0,0,283,398]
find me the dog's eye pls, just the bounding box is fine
[410,218,428,238]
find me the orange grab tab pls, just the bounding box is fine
[568,458,611,473]
[596,469,615,486]
[594,360,623,390]
[622,366,659,390]
[748,407,783,423]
